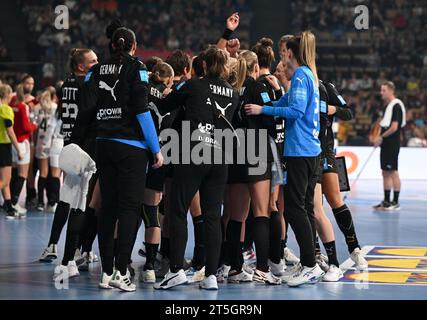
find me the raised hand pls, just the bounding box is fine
[226,12,240,31]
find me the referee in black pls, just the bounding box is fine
[373,81,405,211]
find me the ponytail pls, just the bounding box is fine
[149,62,174,84]
[236,50,258,89]
[300,31,318,86]
[286,31,318,86]
[111,27,136,74]
[236,56,247,90]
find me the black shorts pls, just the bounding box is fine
[322,152,338,175]
[146,160,168,192]
[380,143,400,171]
[0,143,12,167]
[227,162,272,184]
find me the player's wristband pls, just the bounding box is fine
[222,28,233,40]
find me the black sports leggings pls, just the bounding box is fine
[169,163,228,277]
[97,140,149,275]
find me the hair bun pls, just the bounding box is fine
[106,19,123,39]
[258,37,274,48]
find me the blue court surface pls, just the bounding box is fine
[0,179,426,300]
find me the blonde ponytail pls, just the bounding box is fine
[300,31,318,86]
[236,50,258,90]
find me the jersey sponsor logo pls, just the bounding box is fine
[206,98,232,116]
[197,122,215,134]
[261,92,271,104]
[99,80,119,101]
[96,107,122,120]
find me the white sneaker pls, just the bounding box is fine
[187,266,205,283]
[141,269,156,283]
[88,252,99,263]
[46,203,57,213]
[287,264,325,287]
[350,248,368,270]
[268,259,287,277]
[12,203,27,215]
[242,262,255,275]
[154,269,187,290]
[227,269,253,283]
[74,248,82,261]
[280,263,302,283]
[39,244,58,262]
[316,253,330,272]
[200,275,218,290]
[99,272,113,289]
[67,260,80,278]
[253,269,282,285]
[53,261,79,281]
[322,265,344,282]
[110,270,136,292]
[283,247,300,265]
[215,264,231,283]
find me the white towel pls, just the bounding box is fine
[59,144,96,211]
[380,98,406,128]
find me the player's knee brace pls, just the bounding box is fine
[141,205,160,228]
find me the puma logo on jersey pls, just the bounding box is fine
[214,102,232,116]
[148,102,170,128]
[296,77,304,84]
[99,80,119,101]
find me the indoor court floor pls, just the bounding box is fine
[0,179,426,300]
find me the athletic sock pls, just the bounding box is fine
[280,239,286,259]
[37,177,47,204]
[3,199,13,211]
[192,215,206,270]
[393,191,400,203]
[226,220,243,271]
[253,216,270,272]
[47,177,60,205]
[323,240,339,267]
[144,242,159,270]
[48,201,71,245]
[12,176,26,205]
[81,207,98,253]
[315,236,322,256]
[384,190,391,203]
[62,209,85,266]
[269,211,282,264]
[332,204,360,254]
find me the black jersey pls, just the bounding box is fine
[257,74,285,153]
[71,56,151,142]
[60,74,85,145]
[323,81,354,152]
[235,76,275,161]
[158,76,239,157]
[147,80,167,135]
[318,81,330,155]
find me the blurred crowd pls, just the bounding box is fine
[290,0,427,146]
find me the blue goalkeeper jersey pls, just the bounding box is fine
[262,66,321,157]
